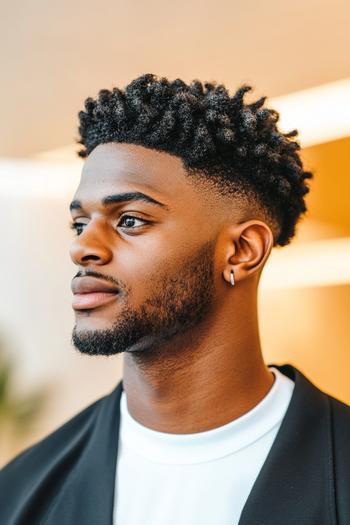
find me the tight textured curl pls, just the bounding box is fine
[77,73,313,246]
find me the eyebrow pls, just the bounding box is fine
[69,191,169,213]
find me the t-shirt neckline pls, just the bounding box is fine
[118,367,295,464]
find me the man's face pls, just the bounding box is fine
[69,142,223,357]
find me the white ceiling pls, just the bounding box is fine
[1,0,350,157]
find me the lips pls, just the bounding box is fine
[71,276,119,310]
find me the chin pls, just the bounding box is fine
[73,313,115,331]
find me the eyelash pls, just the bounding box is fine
[69,214,149,236]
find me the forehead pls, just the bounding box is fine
[76,142,198,202]
[72,142,243,229]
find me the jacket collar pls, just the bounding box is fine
[44,364,337,524]
[238,364,337,525]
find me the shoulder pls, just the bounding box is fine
[329,393,350,419]
[275,363,350,437]
[325,393,350,520]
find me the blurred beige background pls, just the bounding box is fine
[1,0,350,466]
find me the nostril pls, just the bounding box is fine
[82,254,100,261]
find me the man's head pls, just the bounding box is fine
[70,74,312,359]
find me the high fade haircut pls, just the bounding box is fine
[77,73,313,246]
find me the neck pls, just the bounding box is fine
[121,301,274,434]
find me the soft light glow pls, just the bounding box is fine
[0,159,81,198]
[270,77,350,147]
[261,237,350,289]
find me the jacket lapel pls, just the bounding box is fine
[238,364,337,525]
[43,382,123,525]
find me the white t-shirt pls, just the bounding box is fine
[113,366,295,525]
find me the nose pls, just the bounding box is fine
[69,223,113,266]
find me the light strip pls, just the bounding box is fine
[261,237,350,289]
[0,159,81,198]
[270,77,350,147]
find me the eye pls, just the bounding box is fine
[69,214,149,236]
[118,214,148,229]
[69,221,85,236]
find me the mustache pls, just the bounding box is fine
[74,269,122,289]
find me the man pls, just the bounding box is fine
[1,73,349,524]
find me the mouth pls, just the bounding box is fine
[72,291,119,310]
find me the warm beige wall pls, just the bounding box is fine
[260,284,350,404]
[301,137,350,236]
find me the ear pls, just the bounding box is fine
[222,220,274,285]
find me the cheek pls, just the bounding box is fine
[117,249,182,304]
[116,226,184,274]
[110,243,160,300]
[113,223,198,300]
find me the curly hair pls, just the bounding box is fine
[77,73,312,246]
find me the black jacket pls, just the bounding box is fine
[1,363,350,524]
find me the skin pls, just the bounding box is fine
[69,142,275,434]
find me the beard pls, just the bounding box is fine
[71,238,216,361]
